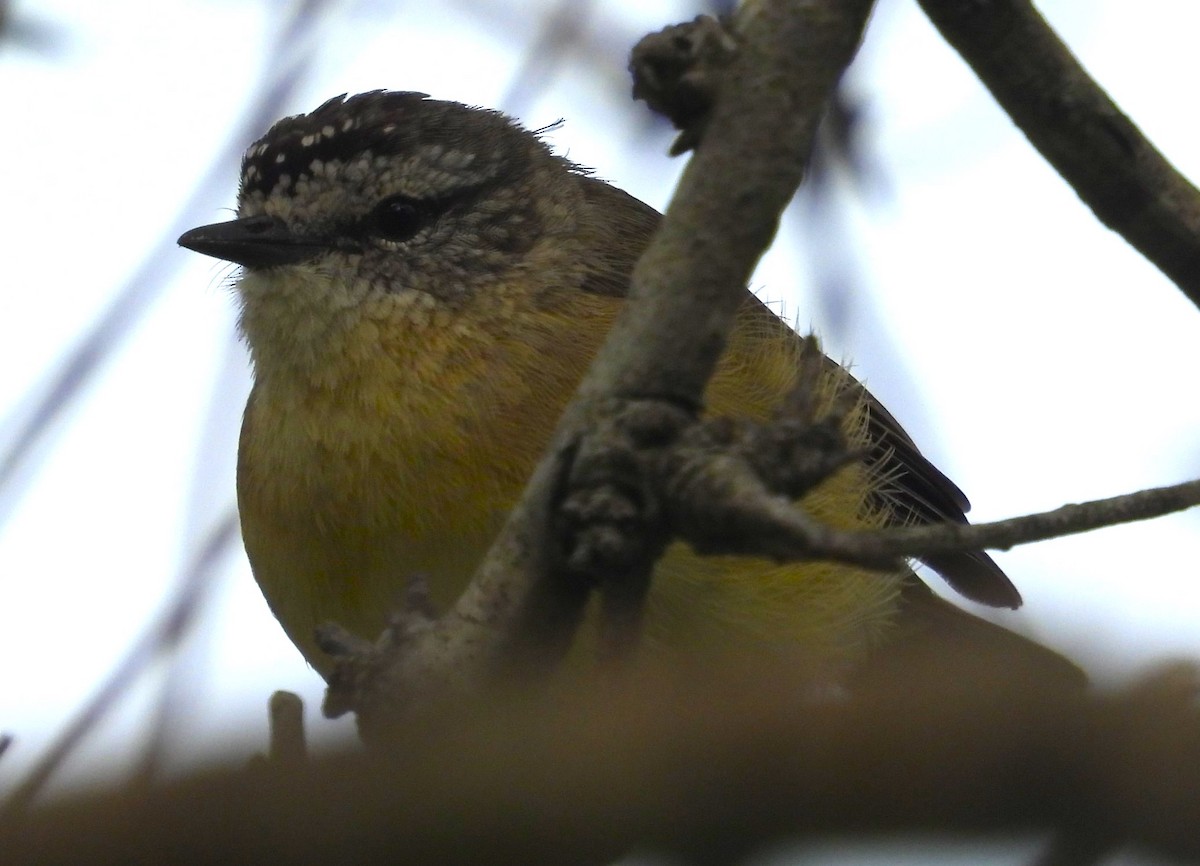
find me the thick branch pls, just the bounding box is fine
[918,0,1200,307]
[562,0,878,650]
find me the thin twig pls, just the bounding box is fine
[267,692,308,769]
[680,471,1200,571]
[0,513,240,818]
[0,0,333,528]
[499,0,594,115]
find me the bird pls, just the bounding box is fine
[178,91,1074,683]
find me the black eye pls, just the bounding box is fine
[371,195,429,242]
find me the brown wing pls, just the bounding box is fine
[575,173,665,297]
[573,174,1020,609]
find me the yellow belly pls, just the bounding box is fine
[237,290,904,677]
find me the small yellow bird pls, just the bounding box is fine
[179,91,1067,682]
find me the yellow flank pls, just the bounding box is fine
[641,310,900,664]
[237,258,903,676]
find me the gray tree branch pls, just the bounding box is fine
[918,0,1200,307]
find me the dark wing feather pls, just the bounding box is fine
[858,393,1021,609]
[573,174,1020,609]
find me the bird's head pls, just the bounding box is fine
[179,91,593,379]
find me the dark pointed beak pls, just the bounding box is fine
[178,215,327,269]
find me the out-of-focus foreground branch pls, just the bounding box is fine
[918,0,1200,307]
[4,654,1200,865]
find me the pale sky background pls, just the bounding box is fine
[2,1,1199,860]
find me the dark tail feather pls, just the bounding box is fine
[922,550,1023,610]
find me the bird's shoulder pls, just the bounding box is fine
[571,173,1020,609]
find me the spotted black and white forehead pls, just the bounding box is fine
[238,91,539,203]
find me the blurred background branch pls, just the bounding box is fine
[918,0,1200,307]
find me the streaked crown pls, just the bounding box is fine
[234,91,577,304]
